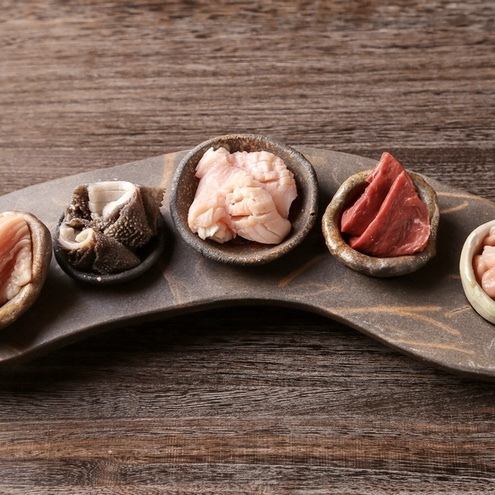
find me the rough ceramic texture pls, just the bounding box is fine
[0,149,494,380]
[170,134,319,265]
[53,215,167,286]
[0,212,52,329]
[322,170,440,277]
[460,219,495,325]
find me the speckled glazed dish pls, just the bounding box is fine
[170,134,319,266]
[53,215,166,285]
[0,212,52,330]
[322,170,440,278]
[460,219,495,324]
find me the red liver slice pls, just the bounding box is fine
[341,152,404,236]
[349,171,430,257]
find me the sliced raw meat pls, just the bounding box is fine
[341,152,404,236]
[349,171,430,257]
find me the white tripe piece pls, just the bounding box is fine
[87,181,136,220]
[58,225,95,250]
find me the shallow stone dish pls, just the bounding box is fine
[2,148,495,379]
[0,212,52,330]
[170,134,319,266]
[459,219,495,324]
[322,169,440,278]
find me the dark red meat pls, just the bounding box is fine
[349,171,430,257]
[341,152,404,236]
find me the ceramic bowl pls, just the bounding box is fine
[459,219,495,324]
[170,134,319,266]
[53,215,166,285]
[322,170,440,277]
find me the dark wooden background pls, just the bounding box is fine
[1,1,494,493]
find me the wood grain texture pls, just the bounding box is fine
[0,1,494,494]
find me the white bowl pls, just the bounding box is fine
[460,219,495,324]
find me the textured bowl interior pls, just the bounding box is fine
[170,134,319,265]
[322,170,440,278]
[53,215,166,285]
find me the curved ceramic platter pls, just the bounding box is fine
[0,148,494,379]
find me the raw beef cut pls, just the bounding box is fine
[341,153,431,258]
[349,171,430,257]
[341,152,404,237]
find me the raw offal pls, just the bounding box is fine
[230,150,297,218]
[59,181,163,275]
[341,152,430,257]
[227,186,291,244]
[188,147,297,245]
[0,213,32,305]
[473,227,495,299]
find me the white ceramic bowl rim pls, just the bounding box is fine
[459,219,495,325]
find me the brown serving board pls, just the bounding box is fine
[0,148,494,379]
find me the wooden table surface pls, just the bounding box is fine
[1,1,494,493]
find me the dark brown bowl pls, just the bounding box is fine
[53,215,166,285]
[170,134,319,266]
[322,170,440,278]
